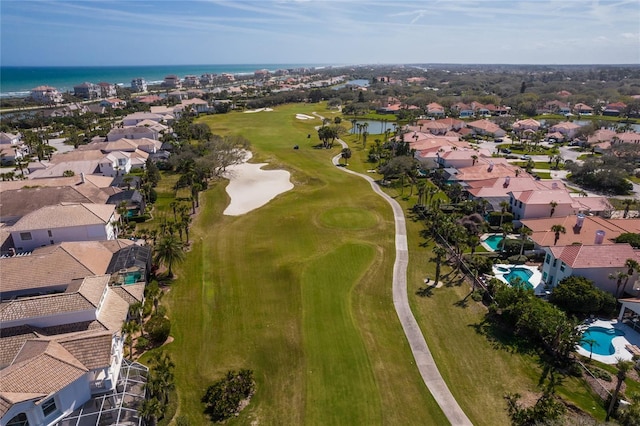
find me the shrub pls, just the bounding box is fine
[590,367,613,382]
[487,211,514,226]
[507,255,528,264]
[202,369,255,422]
[615,233,640,249]
[550,276,617,316]
[145,314,171,345]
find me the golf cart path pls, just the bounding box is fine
[320,124,472,424]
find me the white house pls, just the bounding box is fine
[542,243,640,294]
[107,126,160,141]
[99,151,132,176]
[30,86,64,104]
[9,203,118,252]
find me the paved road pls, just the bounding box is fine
[329,137,473,425]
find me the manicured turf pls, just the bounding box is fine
[158,104,447,425]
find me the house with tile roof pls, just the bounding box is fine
[0,239,146,299]
[466,119,506,138]
[107,125,160,141]
[603,102,627,117]
[512,119,541,133]
[9,203,118,253]
[541,243,640,293]
[466,176,565,212]
[426,102,445,117]
[508,188,576,220]
[549,122,583,140]
[521,214,637,249]
[0,273,146,425]
[573,103,594,115]
[30,86,64,104]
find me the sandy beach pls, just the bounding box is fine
[223,151,294,216]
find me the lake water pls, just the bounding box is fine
[348,119,396,135]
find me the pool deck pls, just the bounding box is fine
[492,264,544,294]
[576,319,640,364]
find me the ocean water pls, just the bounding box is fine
[0,64,327,98]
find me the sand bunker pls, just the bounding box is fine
[295,113,315,120]
[223,152,294,216]
[244,108,273,113]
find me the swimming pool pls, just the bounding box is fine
[483,234,504,251]
[580,326,626,356]
[492,264,541,292]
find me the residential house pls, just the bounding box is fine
[133,94,162,104]
[9,203,118,252]
[0,133,27,165]
[99,98,126,109]
[521,215,638,249]
[541,243,640,293]
[97,82,117,98]
[467,119,507,138]
[573,103,594,115]
[426,102,445,117]
[471,102,490,116]
[183,75,200,87]
[121,112,169,126]
[508,188,577,220]
[549,122,583,140]
[541,100,571,115]
[447,161,520,183]
[451,102,474,118]
[0,239,142,299]
[200,73,217,86]
[603,102,627,117]
[0,274,147,425]
[107,126,160,141]
[30,86,64,104]
[73,82,100,100]
[0,132,21,146]
[512,118,541,133]
[98,151,134,176]
[130,77,147,93]
[466,176,565,213]
[615,132,640,144]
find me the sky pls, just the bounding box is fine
[1,0,639,66]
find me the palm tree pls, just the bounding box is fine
[341,147,352,165]
[154,235,185,278]
[582,337,598,362]
[622,259,640,296]
[606,359,634,421]
[432,246,448,285]
[550,224,566,245]
[501,223,513,254]
[623,199,636,219]
[499,201,510,228]
[471,154,478,166]
[139,397,163,426]
[121,320,140,358]
[549,201,558,217]
[609,271,629,298]
[519,226,533,256]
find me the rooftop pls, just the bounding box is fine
[549,243,638,268]
[10,203,115,232]
[522,215,637,247]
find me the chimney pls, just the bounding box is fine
[576,213,585,229]
[595,230,605,245]
[80,172,85,184]
[504,176,511,188]
[551,182,558,190]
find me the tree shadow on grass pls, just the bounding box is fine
[454,289,475,308]
[470,318,540,356]
[416,285,435,298]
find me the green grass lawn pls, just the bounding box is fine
[151,102,609,425]
[156,104,447,425]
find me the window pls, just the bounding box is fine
[545,254,551,264]
[519,201,523,208]
[41,398,57,417]
[19,232,32,241]
[47,230,52,237]
[7,413,29,426]
[560,263,565,272]
[543,272,548,280]
[552,259,557,267]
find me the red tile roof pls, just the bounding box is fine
[549,244,637,268]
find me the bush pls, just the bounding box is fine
[202,369,255,422]
[550,276,617,316]
[590,367,613,382]
[615,233,640,249]
[145,314,171,345]
[487,211,514,226]
[507,255,528,264]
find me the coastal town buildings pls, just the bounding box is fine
[130,77,148,93]
[73,82,100,100]
[30,86,64,104]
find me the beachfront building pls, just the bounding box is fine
[183,75,199,87]
[163,75,182,89]
[200,73,217,86]
[30,86,64,104]
[73,82,100,100]
[130,77,148,93]
[97,82,117,98]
